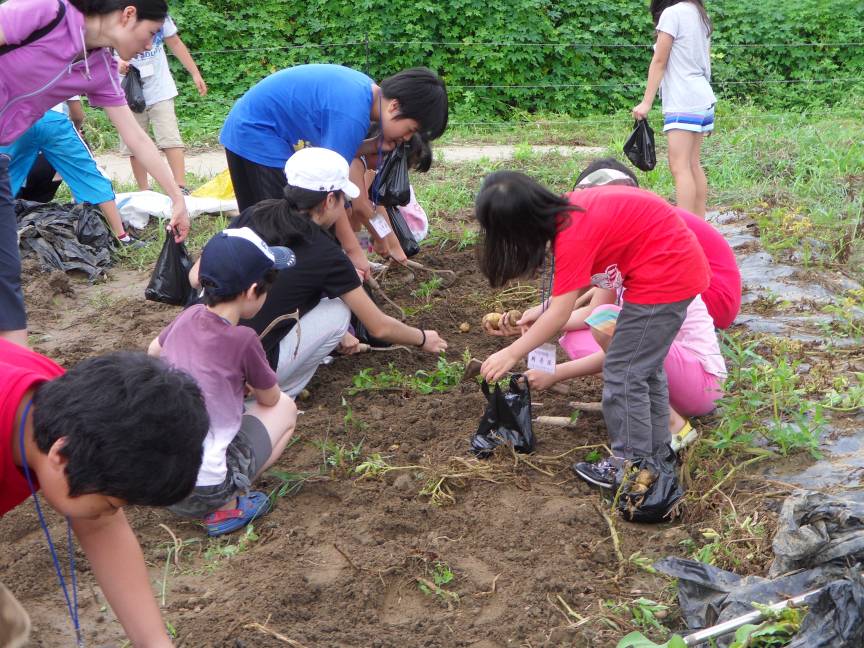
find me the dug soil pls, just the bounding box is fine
[1,235,766,647]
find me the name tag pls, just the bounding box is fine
[369,214,392,238]
[138,63,155,78]
[527,343,557,374]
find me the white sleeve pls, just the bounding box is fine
[656,5,680,38]
[162,15,178,38]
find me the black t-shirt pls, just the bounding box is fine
[230,211,361,368]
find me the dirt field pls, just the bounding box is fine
[1,226,768,648]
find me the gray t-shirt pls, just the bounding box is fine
[130,15,179,106]
[656,2,715,113]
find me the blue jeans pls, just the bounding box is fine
[0,153,26,330]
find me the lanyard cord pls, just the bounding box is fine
[19,400,83,648]
[540,252,555,314]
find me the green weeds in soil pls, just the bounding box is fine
[417,561,459,605]
[348,354,465,395]
[713,332,824,457]
[410,276,443,302]
[313,439,364,473]
[204,524,259,564]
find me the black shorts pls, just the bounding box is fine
[225,148,288,213]
[0,154,26,331]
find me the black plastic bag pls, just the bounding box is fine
[370,144,411,207]
[144,230,192,305]
[788,575,864,648]
[623,119,656,171]
[615,444,683,523]
[471,375,534,458]
[122,66,146,113]
[385,205,420,258]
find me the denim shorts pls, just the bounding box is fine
[663,105,715,133]
[169,414,272,518]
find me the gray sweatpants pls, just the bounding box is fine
[601,298,692,459]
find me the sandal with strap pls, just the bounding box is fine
[203,491,272,537]
[671,420,698,452]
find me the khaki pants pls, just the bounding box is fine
[0,583,30,648]
[119,98,184,155]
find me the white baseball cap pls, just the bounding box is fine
[284,147,360,199]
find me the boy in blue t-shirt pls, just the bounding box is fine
[220,64,448,279]
[148,227,298,536]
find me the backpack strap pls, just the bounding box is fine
[0,0,66,57]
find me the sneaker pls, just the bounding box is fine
[203,491,272,537]
[670,420,698,452]
[572,457,624,490]
[118,234,145,250]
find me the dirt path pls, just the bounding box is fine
[96,144,604,185]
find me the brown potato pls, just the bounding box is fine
[506,309,523,325]
[634,468,656,488]
[459,322,471,333]
[482,312,502,330]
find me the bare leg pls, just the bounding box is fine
[163,147,186,188]
[0,329,28,346]
[666,130,698,214]
[668,406,686,434]
[98,200,126,238]
[690,133,708,217]
[128,156,150,190]
[245,391,298,476]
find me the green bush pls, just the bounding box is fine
[162,0,862,140]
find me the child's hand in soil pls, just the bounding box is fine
[337,331,361,355]
[420,330,448,353]
[524,368,558,391]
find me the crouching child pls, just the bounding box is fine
[149,227,298,536]
[1,342,209,646]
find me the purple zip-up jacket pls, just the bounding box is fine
[0,0,126,146]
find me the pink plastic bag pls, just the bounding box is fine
[398,186,428,242]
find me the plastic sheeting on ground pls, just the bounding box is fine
[655,490,864,648]
[16,200,114,280]
[115,190,238,230]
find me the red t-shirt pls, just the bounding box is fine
[553,186,710,304]
[676,208,742,329]
[0,340,64,516]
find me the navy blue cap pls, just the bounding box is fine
[199,227,295,297]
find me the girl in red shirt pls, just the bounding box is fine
[477,171,710,490]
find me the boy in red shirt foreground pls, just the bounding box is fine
[0,341,209,646]
[476,172,710,495]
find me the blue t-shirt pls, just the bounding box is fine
[220,64,374,169]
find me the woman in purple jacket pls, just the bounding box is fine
[0,0,190,346]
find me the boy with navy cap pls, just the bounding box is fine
[148,227,298,536]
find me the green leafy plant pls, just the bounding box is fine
[204,524,259,563]
[411,276,443,302]
[616,632,686,648]
[349,355,465,395]
[313,439,364,472]
[417,561,459,604]
[729,604,804,648]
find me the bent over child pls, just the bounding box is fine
[149,227,298,536]
[476,175,709,494]
[1,341,209,646]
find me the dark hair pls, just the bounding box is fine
[202,268,278,306]
[574,157,639,189]
[243,184,344,249]
[68,0,168,21]
[475,171,581,288]
[31,352,208,506]
[406,133,433,173]
[650,0,711,34]
[381,67,449,141]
